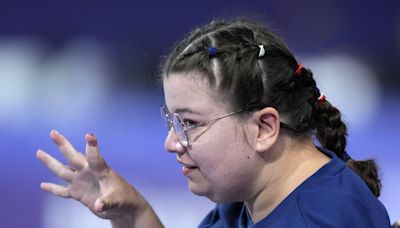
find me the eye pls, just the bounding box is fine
[182,119,198,127]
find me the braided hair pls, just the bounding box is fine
[160,18,381,197]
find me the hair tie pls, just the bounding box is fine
[208,47,217,57]
[258,45,265,58]
[317,93,326,107]
[341,151,352,162]
[295,63,303,76]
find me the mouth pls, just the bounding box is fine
[178,160,199,175]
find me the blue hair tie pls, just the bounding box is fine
[314,87,321,97]
[208,46,217,57]
[341,151,352,162]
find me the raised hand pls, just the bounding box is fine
[37,130,163,227]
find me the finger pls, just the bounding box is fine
[37,149,75,181]
[50,130,86,170]
[85,133,108,174]
[40,182,70,198]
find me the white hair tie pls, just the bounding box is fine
[317,92,326,107]
[258,44,265,58]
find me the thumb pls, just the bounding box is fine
[94,194,114,213]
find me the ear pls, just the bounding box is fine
[254,107,281,153]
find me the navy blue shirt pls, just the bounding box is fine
[199,150,390,227]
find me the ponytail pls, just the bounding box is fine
[315,100,382,197]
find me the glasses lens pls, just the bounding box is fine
[161,106,172,129]
[171,114,189,147]
[160,105,189,147]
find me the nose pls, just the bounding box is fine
[164,128,186,154]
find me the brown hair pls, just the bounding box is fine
[161,18,381,197]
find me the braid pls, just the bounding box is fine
[288,65,383,197]
[315,100,347,156]
[315,96,382,197]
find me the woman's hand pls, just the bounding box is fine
[37,130,163,228]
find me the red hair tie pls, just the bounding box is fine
[295,63,303,76]
[317,93,326,107]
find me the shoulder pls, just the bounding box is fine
[294,152,391,227]
[297,185,391,228]
[294,150,390,227]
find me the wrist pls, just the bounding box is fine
[110,193,163,228]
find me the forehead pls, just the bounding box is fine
[163,72,226,114]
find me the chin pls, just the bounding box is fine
[188,182,236,203]
[188,180,208,196]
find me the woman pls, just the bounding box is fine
[37,19,391,227]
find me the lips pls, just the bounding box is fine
[182,166,196,175]
[177,160,198,175]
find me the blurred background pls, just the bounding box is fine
[0,0,399,227]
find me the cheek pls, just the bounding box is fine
[192,124,242,167]
[190,126,257,200]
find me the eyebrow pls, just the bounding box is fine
[174,108,203,115]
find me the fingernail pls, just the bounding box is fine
[88,132,95,137]
[86,134,98,146]
[50,129,59,135]
[88,139,97,147]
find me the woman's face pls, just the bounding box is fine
[163,71,262,203]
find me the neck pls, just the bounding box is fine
[245,136,330,223]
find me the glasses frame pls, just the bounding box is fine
[161,103,293,148]
[161,105,246,148]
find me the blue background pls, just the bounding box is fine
[0,1,399,227]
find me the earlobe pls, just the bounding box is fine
[254,107,281,153]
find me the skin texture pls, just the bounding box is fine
[163,72,265,203]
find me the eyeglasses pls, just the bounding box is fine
[160,105,246,148]
[161,103,293,148]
